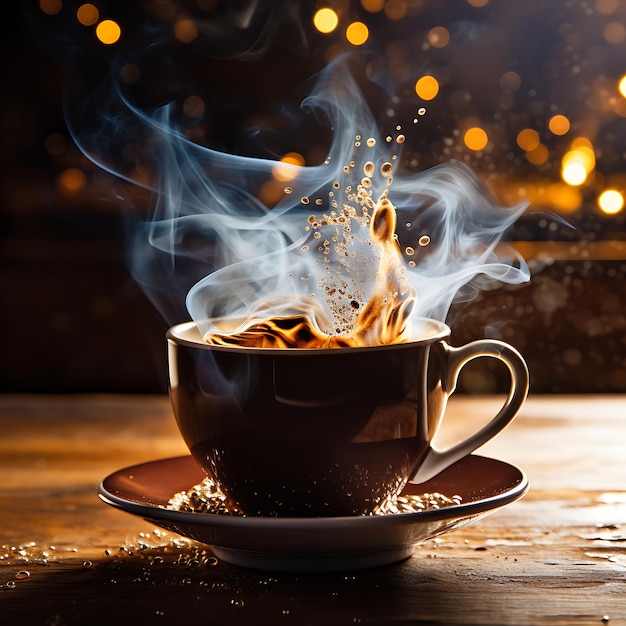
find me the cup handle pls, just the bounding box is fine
[411,339,529,484]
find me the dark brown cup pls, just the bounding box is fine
[167,319,528,517]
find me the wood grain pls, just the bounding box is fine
[0,394,624,625]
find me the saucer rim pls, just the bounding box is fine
[98,454,528,528]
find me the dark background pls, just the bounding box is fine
[2,0,625,394]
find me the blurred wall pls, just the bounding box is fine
[1,1,625,394]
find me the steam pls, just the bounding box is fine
[71,54,529,340]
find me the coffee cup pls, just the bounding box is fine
[167,318,528,517]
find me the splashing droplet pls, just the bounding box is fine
[396,134,405,144]
[418,107,426,115]
[284,186,292,194]
[405,246,415,255]
[363,161,375,177]
[419,235,431,246]
[301,196,310,205]
[366,138,376,147]
[380,162,393,177]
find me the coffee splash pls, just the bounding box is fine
[205,154,417,348]
[59,52,529,336]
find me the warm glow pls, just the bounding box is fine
[526,144,549,165]
[346,21,369,46]
[96,19,121,45]
[77,3,99,26]
[562,145,596,179]
[604,22,626,44]
[428,26,450,48]
[272,152,305,182]
[174,18,199,43]
[313,8,339,34]
[548,114,570,135]
[562,140,595,186]
[360,0,385,12]
[562,162,588,186]
[619,75,626,98]
[39,0,62,15]
[598,189,624,214]
[467,0,489,6]
[516,128,540,151]
[57,168,87,193]
[571,136,594,151]
[463,127,488,151]
[547,183,582,213]
[415,76,439,101]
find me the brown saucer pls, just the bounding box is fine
[98,454,528,572]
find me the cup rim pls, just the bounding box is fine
[166,317,451,355]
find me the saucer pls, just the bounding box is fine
[98,454,528,572]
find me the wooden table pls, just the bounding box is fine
[1,394,624,625]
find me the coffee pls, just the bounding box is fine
[167,319,528,517]
[203,160,418,350]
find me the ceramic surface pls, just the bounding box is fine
[98,454,528,572]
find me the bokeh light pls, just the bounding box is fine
[464,127,488,151]
[562,161,588,186]
[467,0,489,6]
[57,168,87,193]
[39,0,62,16]
[183,95,205,118]
[596,0,619,14]
[598,189,624,214]
[428,27,450,49]
[313,8,339,34]
[618,75,626,98]
[384,0,408,20]
[500,71,521,92]
[345,21,369,46]
[415,76,439,100]
[272,152,305,182]
[95,20,121,45]
[561,138,596,186]
[526,144,549,165]
[360,0,384,12]
[76,4,99,26]
[174,18,199,43]
[516,128,540,151]
[603,22,626,44]
[548,114,571,135]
